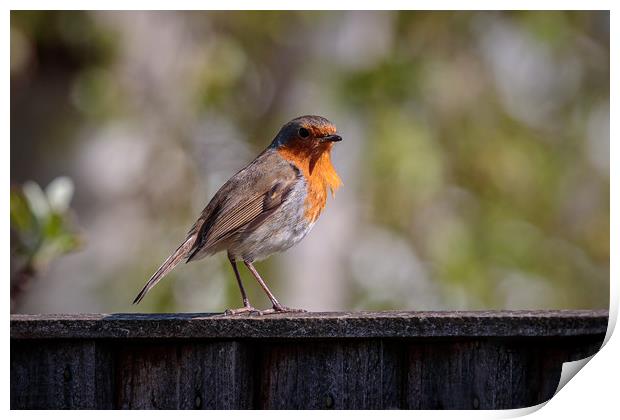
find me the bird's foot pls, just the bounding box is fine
[224,305,262,316]
[261,304,308,314]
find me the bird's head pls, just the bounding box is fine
[272,115,343,203]
[270,115,342,153]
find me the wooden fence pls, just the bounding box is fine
[11,310,608,409]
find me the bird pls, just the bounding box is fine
[133,115,342,314]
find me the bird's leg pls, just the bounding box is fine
[244,260,307,313]
[225,255,260,315]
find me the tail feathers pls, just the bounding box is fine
[133,236,195,305]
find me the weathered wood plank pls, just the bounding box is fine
[11,340,113,409]
[114,340,254,409]
[397,338,555,409]
[257,340,384,409]
[10,310,609,339]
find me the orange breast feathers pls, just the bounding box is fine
[277,141,342,223]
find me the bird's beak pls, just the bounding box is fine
[320,134,342,143]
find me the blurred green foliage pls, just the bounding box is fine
[11,177,81,309]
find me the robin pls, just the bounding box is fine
[133,115,342,314]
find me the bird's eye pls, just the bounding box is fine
[298,127,310,139]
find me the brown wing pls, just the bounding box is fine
[185,150,300,262]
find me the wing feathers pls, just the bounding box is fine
[207,194,264,240]
[186,161,300,262]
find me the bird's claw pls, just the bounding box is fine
[224,306,263,316]
[223,304,307,316]
[261,304,307,314]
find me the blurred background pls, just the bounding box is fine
[10,11,609,313]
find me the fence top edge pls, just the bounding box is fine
[10,309,610,321]
[10,310,609,340]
